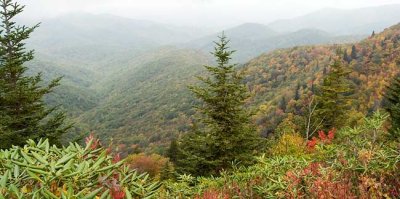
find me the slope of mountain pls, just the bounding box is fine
[269,4,400,35]
[25,55,99,117]
[24,13,211,117]
[244,23,400,135]
[188,23,364,62]
[74,48,212,153]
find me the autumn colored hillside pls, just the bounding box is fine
[244,23,400,137]
[80,23,400,154]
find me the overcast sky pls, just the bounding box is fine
[19,0,400,28]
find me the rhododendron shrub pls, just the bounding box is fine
[0,136,160,198]
[159,113,400,198]
[159,156,310,198]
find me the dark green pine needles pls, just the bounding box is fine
[0,0,70,149]
[173,33,260,176]
[384,71,400,140]
[315,58,352,131]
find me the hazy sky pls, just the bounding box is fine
[19,0,400,27]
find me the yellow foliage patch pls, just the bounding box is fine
[270,133,306,156]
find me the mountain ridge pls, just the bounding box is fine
[268,4,400,34]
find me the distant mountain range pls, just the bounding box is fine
[188,4,400,61]
[26,4,400,65]
[20,5,400,152]
[27,13,210,66]
[268,4,400,35]
[187,24,364,62]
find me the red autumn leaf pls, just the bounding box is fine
[110,187,125,199]
[318,130,327,141]
[85,133,101,150]
[327,128,335,140]
[307,137,318,149]
[112,153,121,163]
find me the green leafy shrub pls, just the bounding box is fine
[0,137,161,198]
[160,113,400,198]
[160,155,311,198]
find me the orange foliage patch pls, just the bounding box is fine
[125,153,169,177]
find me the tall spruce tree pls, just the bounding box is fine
[383,72,400,140]
[343,50,351,63]
[175,34,259,176]
[0,0,70,149]
[167,139,179,164]
[351,45,357,60]
[315,58,352,130]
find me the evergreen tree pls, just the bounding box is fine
[351,45,357,60]
[278,96,287,111]
[159,162,175,181]
[175,132,214,176]
[294,83,300,101]
[322,66,327,75]
[0,0,70,149]
[383,73,400,140]
[176,34,259,176]
[343,50,351,63]
[167,139,179,164]
[315,59,352,130]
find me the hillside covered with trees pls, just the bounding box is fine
[72,23,400,154]
[245,23,400,138]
